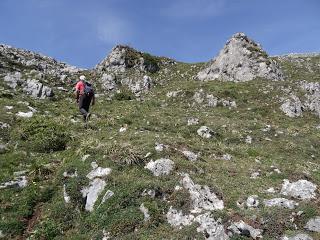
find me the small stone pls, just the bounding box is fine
[63,184,70,203]
[187,117,199,126]
[245,135,252,144]
[246,195,259,208]
[181,150,198,161]
[145,158,174,176]
[263,198,298,209]
[139,203,150,222]
[86,165,112,180]
[197,126,215,139]
[16,111,33,118]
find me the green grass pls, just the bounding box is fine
[0,56,320,239]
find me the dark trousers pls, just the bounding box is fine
[79,95,92,121]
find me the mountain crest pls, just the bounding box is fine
[197,32,284,82]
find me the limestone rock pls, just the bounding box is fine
[23,79,54,98]
[195,213,229,240]
[181,150,198,162]
[81,178,106,212]
[86,163,112,180]
[197,32,283,82]
[263,198,298,209]
[280,179,317,200]
[228,220,262,239]
[246,195,259,208]
[100,74,117,91]
[95,45,160,74]
[304,216,320,233]
[63,184,71,203]
[181,173,224,213]
[166,207,195,228]
[145,158,174,176]
[280,95,304,117]
[4,72,22,89]
[0,176,27,189]
[140,203,151,222]
[197,126,215,139]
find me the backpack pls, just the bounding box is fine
[83,81,94,97]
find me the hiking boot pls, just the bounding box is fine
[85,113,91,122]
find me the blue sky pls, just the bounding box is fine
[0,0,319,68]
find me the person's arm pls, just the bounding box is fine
[74,89,80,103]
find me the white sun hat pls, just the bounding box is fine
[79,75,86,81]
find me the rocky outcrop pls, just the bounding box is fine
[0,44,81,76]
[3,72,54,98]
[197,33,283,82]
[95,45,161,74]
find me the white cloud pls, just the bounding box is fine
[163,0,226,18]
[96,15,132,45]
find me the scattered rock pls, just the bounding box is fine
[145,158,174,176]
[187,117,199,126]
[0,176,28,189]
[140,203,150,222]
[98,190,114,208]
[181,173,224,213]
[16,111,34,118]
[197,126,215,139]
[63,184,70,203]
[81,178,106,212]
[63,170,78,178]
[304,216,320,233]
[228,220,262,239]
[280,179,317,200]
[263,198,298,209]
[86,163,112,180]
[0,122,10,129]
[181,150,198,161]
[280,95,303,117]
[245,135,252,144]
[246,195,259,208]
[197,32,283,82]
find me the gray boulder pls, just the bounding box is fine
[280,95,304,117]
[228,220,262,239]
[305,216,320,233]
[23,79,54,98]
[4,72,22,89]
[197,126,215,139]
[263,198,298,209]
[145,158,174,176]
[280,179,317,200]
[197,32,283,82]
[181,173,224,213]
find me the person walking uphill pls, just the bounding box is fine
[74,75,95,122]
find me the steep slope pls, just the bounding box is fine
[0,40,320,240]
[197,33,283,82]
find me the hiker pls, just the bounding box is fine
[74,75,95,122]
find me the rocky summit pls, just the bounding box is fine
[0,33,320,240]
[197,33,284,82]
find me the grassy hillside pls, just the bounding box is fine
[0,57,320,239]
